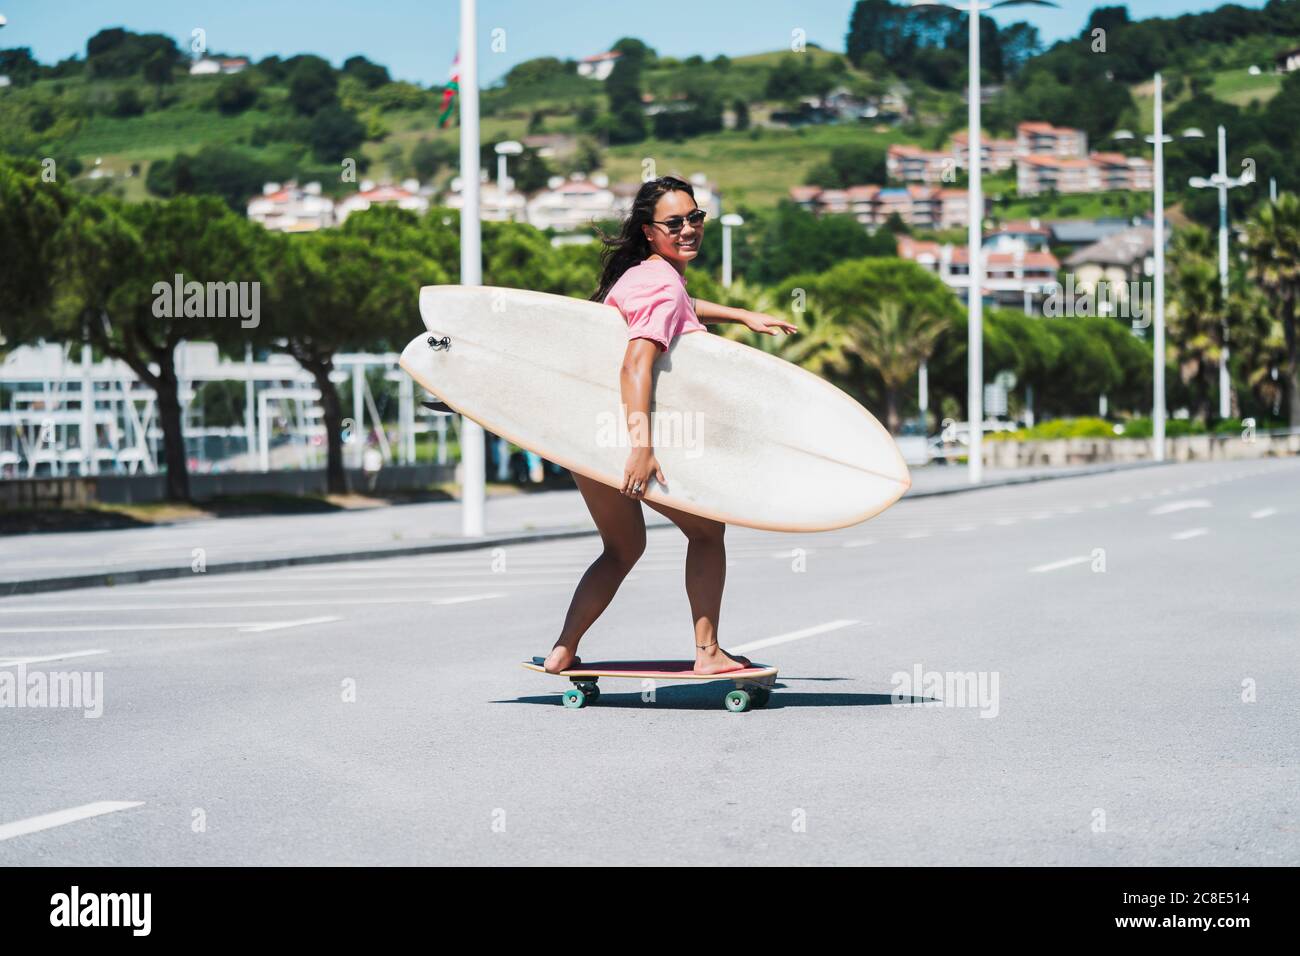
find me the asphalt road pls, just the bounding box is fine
[1,456,1296,865]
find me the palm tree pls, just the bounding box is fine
[713,277,858,383]
[838,300,947,434]
[1165,225,1224,425]
[1241,193,1300,427]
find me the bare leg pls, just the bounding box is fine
[544,472,645,673]
[642,499,747,674]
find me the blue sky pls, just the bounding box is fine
[0,1,1273,87]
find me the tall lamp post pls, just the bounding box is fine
[1114,80,1202,463]
[1189,125,1253,419]
[909,0,1056,484]
[458,0,485,536]
[494,139,523,221]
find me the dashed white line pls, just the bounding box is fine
[0,618,341,635]
[1250,508,1277,519]
[0,801,144,842]
[1029,555,1091,574]
[237,616,341,633]
[1171,528,1209,541]
[0,649,109,668]
[729,619,862,654]
[1149,499,1211,516]
[0,595,500,615]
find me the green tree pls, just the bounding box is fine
[288,56,338,116]
[142,49,174,106]
[411,138,457,182]
[1241,193,1300,426]
[265,229,427,493]
[49,194,271,500]
[308,105,366,162]
[0,159,78,349]
[604,53,646,145]
[214,72,259,115]
[1166,225,1226,424]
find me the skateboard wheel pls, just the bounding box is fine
[724,689,751,713]
[751,688,771,708]
[562,687,586,709]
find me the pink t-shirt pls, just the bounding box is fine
[603,257,707,352]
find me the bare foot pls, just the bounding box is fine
[693,644,752,675]
[544,645,581,674]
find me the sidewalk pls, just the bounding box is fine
[0,460,1167,596]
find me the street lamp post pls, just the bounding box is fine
[1114,79,1203,463]
[494,139,523,221]
[459,0,485,536]
[1189,125,1253,419]
[909,0,1056,484]
[720,213,744,288]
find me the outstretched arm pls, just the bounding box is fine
[691,297,799,336]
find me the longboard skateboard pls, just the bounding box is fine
[523,658,778,712]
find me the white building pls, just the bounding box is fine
[190,57,249,76]
[246,181,335,233]
[577,52,621,81]
[335,179,431,222]
[526,174,620,231]
[443,170,529,222]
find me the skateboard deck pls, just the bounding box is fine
[523,658,777,712]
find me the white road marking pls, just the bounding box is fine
[0,594,500,615]
[729,619,862,654]
[1171,528,1209,540]
[0,649,109,668]
[1250,508,1277,519]
[432,594,504,606]
[1149,499,1211,516]
[237,616,341,633]
[1029,555,1091,574]
[0,618,340,635]
[0,801,144,842]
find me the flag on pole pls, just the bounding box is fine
[438,52,460,128]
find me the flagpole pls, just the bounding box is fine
[458,0,485,536]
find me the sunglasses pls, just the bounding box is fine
[650,209,707,234]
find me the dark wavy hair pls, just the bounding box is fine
[590,176,696,303]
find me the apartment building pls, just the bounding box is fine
[1016,121,1088,159]
[886,144,953,184]
[951,130,1018,173]
[1017,152,1154,196]
[897,233,1061,311]
[790,185,976,229]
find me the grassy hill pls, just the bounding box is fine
[4,10,1297,225]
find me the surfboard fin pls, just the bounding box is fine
[421,400,454,413]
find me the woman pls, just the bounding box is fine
[543,176,798,675]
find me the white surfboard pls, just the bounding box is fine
[399,285,910,533]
